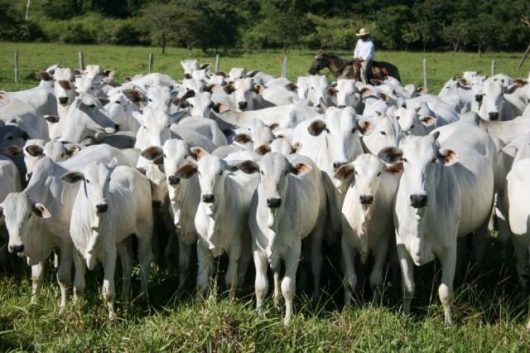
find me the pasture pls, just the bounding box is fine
[1,42,530,352]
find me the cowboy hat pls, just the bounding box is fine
[356,28,370,36]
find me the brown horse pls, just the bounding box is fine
[308,51,401,83]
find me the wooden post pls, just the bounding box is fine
[149,53,154,74]
[422,58,428,92]
[491,59,496,77]
[25,0,31,20]
[517,44,530,70]
[215,54,220,72]
[78,51,84,71]
[281,56,288,78]
[14,51,20,84]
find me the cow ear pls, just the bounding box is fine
[61,171,85,183]
[326,87,338,97]
[357,118,372,135]
[438,149,458,166]
[200,63,211,70]
[66,144,81,156]
[4,145,23,156]
[334,163,355,181]
[292,142,302,153]
[255,145,271,156]
[33,203,51,219]
[39,71,54,81]
[212,102,229,114]
[205,83,217,93]
[431,131,441,141]
[290,162,312,176]
[269,123,279,131]
[25,145,44,157]
[360,87,373,98]
[224,83,235,95]
[420,116,437,126]
[141,146,164,161]
[44,115,60,123]
[189,147,208,161]
[234,133,252,145]
[175,164,198,179]
[254,84,265,94]
[237,160,260,174]
[285,83,297,91]
[385,161,403,175]
[308,120,327,136]
[378,146,403,164]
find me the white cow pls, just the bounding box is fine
[61,160,153,318]
[0,95,49,141]
[360,114,403,155]
[478,76,515,121]
[379,121,496,326]
[238,152,327,324]
[175,148,258,299]
[104,92,141,134]
[21,139,81,180]
[334,153,400,304]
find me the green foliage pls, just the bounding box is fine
[305,13,358,50]
[0,0,46,42]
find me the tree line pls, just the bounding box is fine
[1,0,529,54]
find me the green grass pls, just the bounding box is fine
[0,42,529,94]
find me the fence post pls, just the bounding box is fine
[14,51,20,84]
[281,56,288,78]
[215,54,220,72]
[422,58,428,92]
[491,59,496,77]
[149,53,154,74]
[78,51,84,71]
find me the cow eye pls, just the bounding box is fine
[28,213,32,219]
[86,179,90,183]
[115,100,121,104]
[351,128,356,133]
[401,158,407,163]
[260,171,264,175]
[163,154,167,158]
[189,104,194,108]
[88,104,95,108]
[431,158,437,163]
[148,98,152,102]
[377,172,382,176]
[380,131,386,136]
[7,136,13,140]
[410,125,415,129]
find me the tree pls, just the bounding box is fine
[306,13,358,50]
[141,2,203,54]
[442,20,469,54]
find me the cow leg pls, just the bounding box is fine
[273,266,282,309]
[102,247,117,319]
[164,230,179,274]
[254,249,268,311]
[282,242,301,325]
[176,237,192,287]
[237,232,252,289]
[57,243,73,312]
[30,261,44,305]
[472,215,491,268]
[438,245,457,326]
[196,240,212,299]
[136,226,154,301]
[117,239,133,300]
[370,237,389,305]
[342,234,356,306]
[73,250,86,302]
[309,229,324,302]
[511,235,529,290]
[495,205,511,262]
[397,243,415,317]
[226,241,241,300]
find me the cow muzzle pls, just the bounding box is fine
[202,194,215,203]
[238,102,248,111]
[96,204,108,213]
[9,244,24,254]
[360,195,374,205]
[410,194,427,208]
[488,112,499,121]
[151,200,162,209]
[267,198,282,209]
[58,97,69,105]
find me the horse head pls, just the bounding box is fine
[308,51,328,75]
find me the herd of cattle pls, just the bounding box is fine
[0,60,530,327]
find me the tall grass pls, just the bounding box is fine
[0,42,528,94]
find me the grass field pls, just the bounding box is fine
[1,42,530,351]
[0,42,529,94]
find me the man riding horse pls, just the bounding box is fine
[353,27,374,84]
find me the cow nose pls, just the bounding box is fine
[114,124,120,132]
[9,244,24,254]
[488,112,499,120]
[96,204,108,213]
[360,195,374,205]
[238,101,248,110]
[267,198,282,209]
[58,97,68,105]
[333,161,347,171]
[151,200,162,208]
[202,194,215,203]
[338,105,346,109]
[168,175,180,185]
[475,94,483,103]
[410,194,427,208]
